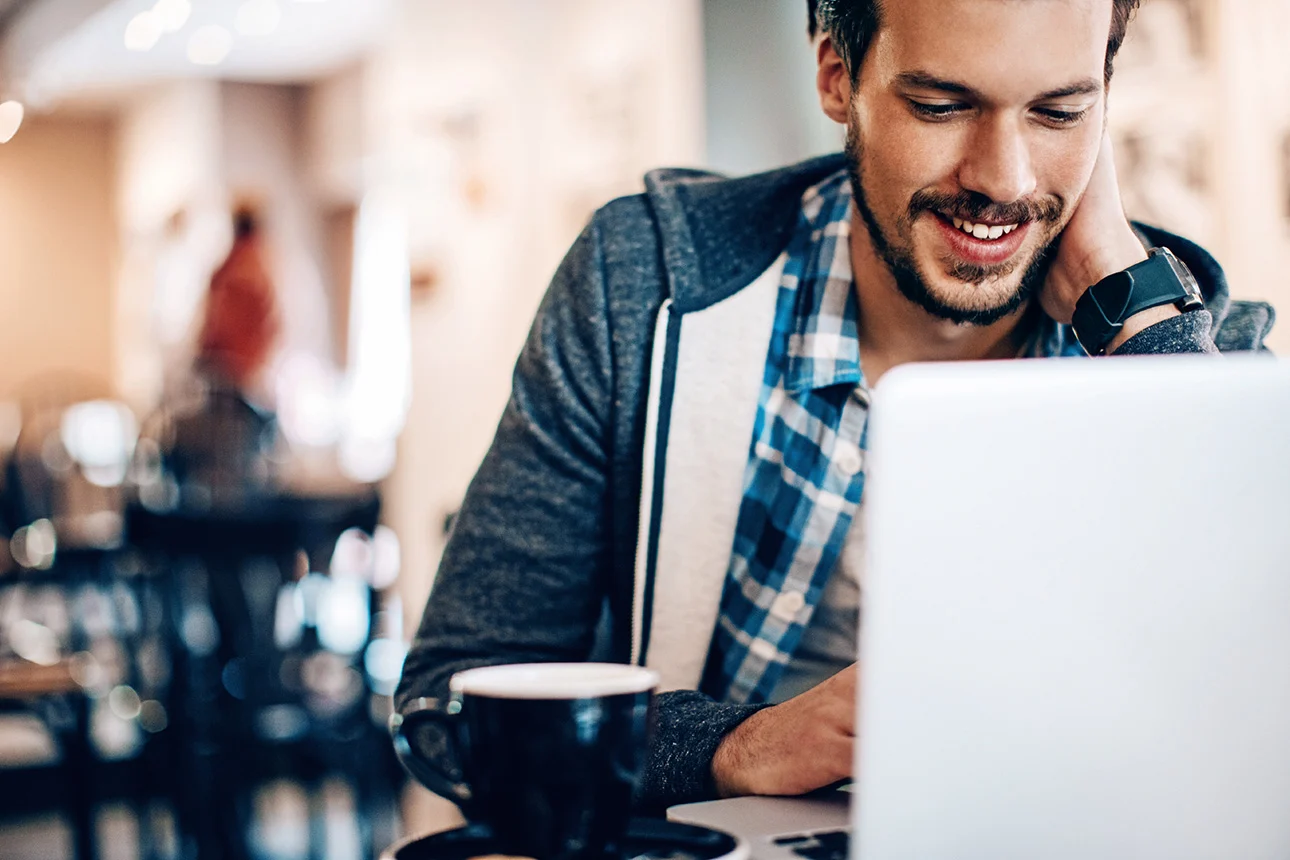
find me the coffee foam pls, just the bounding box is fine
[450,663,659,700]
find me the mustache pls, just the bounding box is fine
[910,189,1063,225]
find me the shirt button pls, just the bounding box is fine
[750,639,779,661]
[834,446,863,476]
[771,590,805,620]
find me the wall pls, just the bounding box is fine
[221,82,333,369]
[1205,0,1290,351]
[364,0,707,629]
[113,79,225,408]
[114,80,340,423]
[1110,0,1290,353]
[0,114,117,397]
[702,0,841,175]
[305,64,367,366]
[305,63,367,210]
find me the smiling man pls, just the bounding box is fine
[396,0,1276,812]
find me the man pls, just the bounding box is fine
[396,0,1275,813]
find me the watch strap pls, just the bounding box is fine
[1072,252,1195,355]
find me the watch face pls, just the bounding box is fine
[1155,247,1204,306]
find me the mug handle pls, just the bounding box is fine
[389,697,474,810]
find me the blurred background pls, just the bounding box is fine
[0,0,1285,858]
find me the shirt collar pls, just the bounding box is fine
[780,171,1084,397]
[782,171,864,395]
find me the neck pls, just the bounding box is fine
[851,211,1033,387]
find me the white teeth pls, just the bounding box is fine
[947,215,1020,240]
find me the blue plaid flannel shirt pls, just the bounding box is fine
[708,169,1086,704]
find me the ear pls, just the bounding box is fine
[816,37,852,125]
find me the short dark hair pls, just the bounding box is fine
[807,0,1141,84]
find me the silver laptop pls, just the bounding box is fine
[671,355,1290,860]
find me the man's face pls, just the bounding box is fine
[843,0,1112,325]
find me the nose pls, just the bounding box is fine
[957,114,1036,206]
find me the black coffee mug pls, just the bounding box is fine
[391,663,659,860]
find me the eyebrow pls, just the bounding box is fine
[894,71,1103,102]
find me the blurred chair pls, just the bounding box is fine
[124,224,402,851]
[0,390,158,860]
[0,634,97,860]
[137,380,279,512]
[126,490,396,860]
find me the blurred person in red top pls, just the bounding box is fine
[197,207,281,390]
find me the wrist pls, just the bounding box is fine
[1071,225,1149,292]
[1105,304,1181,353]
[711,707,773,798]
[1073,243,1204,355]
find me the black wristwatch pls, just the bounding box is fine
[1071,246,1206,355]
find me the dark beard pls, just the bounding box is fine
[844,123,1062,327]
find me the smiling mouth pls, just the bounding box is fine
[946,214,1021,241]
[929,210,1033,270]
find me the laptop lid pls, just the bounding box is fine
[856,355,1290,859]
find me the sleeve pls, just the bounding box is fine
[1110,310,1219,356]
[642,692,769,812]
[394,216,616,780]
[393,213,767,814]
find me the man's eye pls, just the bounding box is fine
[908,100,966,120]
[1034,107,1089,127]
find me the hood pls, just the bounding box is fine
[644,154,846,313]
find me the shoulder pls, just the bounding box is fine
[643,154,847,312]
[541,154,854,380]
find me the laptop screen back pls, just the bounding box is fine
[857,356,1290,860]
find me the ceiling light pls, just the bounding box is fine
[124,10,164,52]
[0,101,23,143]
[236,0,282,36]
[187,25,233,66]
[152,0,192,33]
